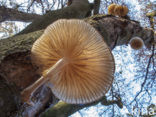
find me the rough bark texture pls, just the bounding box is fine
[40,97,105,117]
[86,15,154,49]
[0,0,154,116]
[0,15,154,64]
[93,0,101,15]
[40,96,123,117]
[0,6,41,23]
[0,75,20,117]
[0,15,154,117]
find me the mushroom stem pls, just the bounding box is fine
[21,58,66,105]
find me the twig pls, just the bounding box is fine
[129,45,155,105]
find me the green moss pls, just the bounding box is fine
[40,102,77,117]
[146,11,156,17]
[41,96,107,117]
[0,30,43,63]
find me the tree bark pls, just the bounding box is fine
[40,96,122,117]
[0,15,154,117]
[146,11,156,17]
[0,15,154,64]
[0,0,154,116]
[0,6,41,23]
[93,0,101,15]
[86,15,154,49]
[146,11,156,30]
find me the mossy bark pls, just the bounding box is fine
[0,30,43,63]
[0,16,154,117]
[0,15,154,64]
[146,11,156,29]
[146,11,156,17]
[0,1,154,116]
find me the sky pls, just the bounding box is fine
[0,0,155,116]
[0,0,142,38]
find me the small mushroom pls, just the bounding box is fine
[108,3,116,15]
[114,5,128,17]
[129,37,144,50]
[122,5,129,17]
[21,19,115,104]
[108,4,128,17]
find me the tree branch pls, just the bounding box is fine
[0,6,41,23]
[17,0,91,35]
[40,96,122,117]
[129,44,155,105]
[0,15,154,117]
[146,11,156,32]
[146,11,156,17]
[93,0,101,15]
[0,16,154,63]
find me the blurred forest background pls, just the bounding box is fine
[0,0,155,117]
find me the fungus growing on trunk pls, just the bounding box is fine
[21,19,115,104]
[108,3,116,15]
[129,37,144,50]
[108,4,129,17]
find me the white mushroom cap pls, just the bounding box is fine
[31,19,115,104]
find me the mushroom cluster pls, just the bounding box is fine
[108,3,129,17]
[21,19,115,104]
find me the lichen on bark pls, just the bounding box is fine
[0,0,154,116]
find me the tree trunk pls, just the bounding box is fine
[0,15,154,117]
[0,6,41,23]
[0,0,154,116]
[17,0,92,35]
[93,0,101,15]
